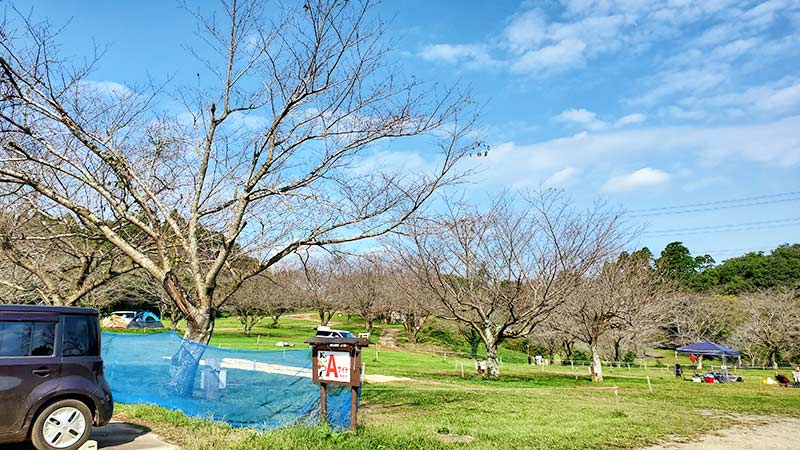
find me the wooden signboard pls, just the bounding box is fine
[305,337,369,430]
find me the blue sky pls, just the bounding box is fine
[13,0,800,262]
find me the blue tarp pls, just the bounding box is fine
[676,340,740,357]
[101,331,354,429]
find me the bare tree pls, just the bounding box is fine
[339,253,395,332]
[729,290,800,369]
[666,293,743,368]
[297,251,343,326]
[394,191,624,378]
[531,316,564,365]
[389,267,437,343]
[0,0,473,347]
[224,270,299,335]
[557,249,661,381]
[0,208,137,306]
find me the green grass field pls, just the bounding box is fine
[104,314,800,450]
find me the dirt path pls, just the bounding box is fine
[379,327,400,348]
[642,416,800,450]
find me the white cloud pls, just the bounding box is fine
[554,107,606,130]
[504,9,547,52]
[631,66,729,106]
[615,113,646,127]
[603,168,670,192]
[543,166,580,187]
[80,80,134,98]
[512,39,587,72]
[476,116,800,189]
[419,44,490,65]
[420,0,781,76]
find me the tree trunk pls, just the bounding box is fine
[241,317,254,336]
[270,314,281,328]
[319,308,333,326]
[164,311,215,396]
[564,340,574,361]
[590,340,603,382]
[485,342,500,378]
[613,340,622,367]
[696,355,703,370]
[770,351,778,370]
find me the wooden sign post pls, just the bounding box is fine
[305,336,369,431]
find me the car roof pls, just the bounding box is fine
[0,304,98,315]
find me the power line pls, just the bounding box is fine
[628,191,800,217]
[642,217,800,236]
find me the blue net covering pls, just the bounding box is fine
[101,332,354,429]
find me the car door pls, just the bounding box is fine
[60,315,102,393]
[0,316,60,434]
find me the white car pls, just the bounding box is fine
[110,311,136,325]
[315,326,356,339]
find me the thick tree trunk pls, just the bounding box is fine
[185,313,215,343]
[486,342,500,378]
[166,313,215,396]
[770,351,778,370]
[162,271,215,397]
[590,341,603,382]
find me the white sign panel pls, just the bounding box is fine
[317,350,351,383]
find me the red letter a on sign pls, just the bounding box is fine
[325,354,338,378]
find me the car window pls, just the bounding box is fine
[0,321,56,357]
[63,316,99,357]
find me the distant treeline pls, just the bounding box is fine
[655,242,800,294]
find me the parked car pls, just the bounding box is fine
[0,305,113,450]
[314,326,356,339]
[109,311,136,325]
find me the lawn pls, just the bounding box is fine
[105,314,800,450]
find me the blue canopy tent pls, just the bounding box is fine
[676,340,741,377]
[676,340,740,358]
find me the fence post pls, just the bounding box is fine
[461,362,464,378]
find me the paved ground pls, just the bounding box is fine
[1,422,175,450]
[90,423,175,450]
[642,417,800,450]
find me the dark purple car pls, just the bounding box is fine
[0,305,113,450]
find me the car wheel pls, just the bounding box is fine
[31,399,93,450]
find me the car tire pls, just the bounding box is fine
[30,399,93,450]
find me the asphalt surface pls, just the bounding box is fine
[1,422,175,450]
